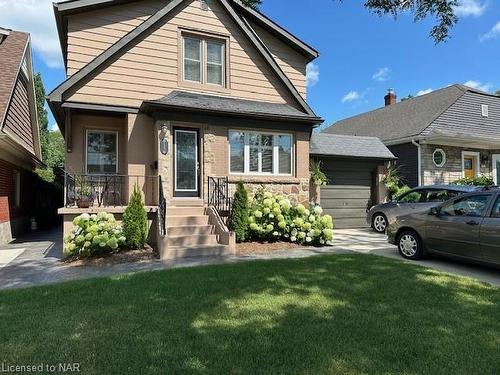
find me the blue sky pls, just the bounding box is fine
[1,0,498,130]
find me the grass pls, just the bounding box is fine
[1,254,499,374]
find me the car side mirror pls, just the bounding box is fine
[429,207,440,216]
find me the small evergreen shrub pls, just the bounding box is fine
[63,212,126,257]
[228,182,249,242]
[247,189,334,246]
[123,186,149,249]
[453,175,494,187]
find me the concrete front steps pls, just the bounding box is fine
[160,204,234,260]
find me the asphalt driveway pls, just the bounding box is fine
[0,227,499,290]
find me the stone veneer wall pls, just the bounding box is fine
[421,144,500,185]
[156,121,311,204]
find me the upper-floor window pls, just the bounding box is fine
[86,130,118,174]
[183,34,225,87]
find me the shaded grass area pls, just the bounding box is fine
[1,254,499,374]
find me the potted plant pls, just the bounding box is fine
[75,177,93,208]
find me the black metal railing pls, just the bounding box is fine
[64,173,158,207]
[208,176,232,223]
[158,176,167,237]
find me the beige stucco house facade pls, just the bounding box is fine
[48,0,322,257]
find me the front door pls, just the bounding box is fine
[463,155,477,178]
[174,128,200,198]
[493,155,500,185]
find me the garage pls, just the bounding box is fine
[310,134,396,229]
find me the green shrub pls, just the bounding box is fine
[394,185,412,200]
[247,189,333,245]
[452,175,494,187]
[35,167,55,183]
[123,186,149,249]
[64,212,126,257]
[310,160,328,186]
[228,182,249,242]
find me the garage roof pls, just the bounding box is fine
[310,133,396,160]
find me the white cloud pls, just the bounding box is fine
[453,0,487,17]
[464,80,493,92]
[306,62,319,87]
[416,88,433,96]
[480,21,500,42]
[372,67,390,82]
[0,0,63,68]
[341,91,361,103]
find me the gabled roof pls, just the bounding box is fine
[49,0,318,117]
[53,0,319,66]
[325,84,497,143]
[310,133,396,160]
[142,91,323,124]
[0,29,29,127]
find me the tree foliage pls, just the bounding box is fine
[244,0,460,43]
[34,72,49,160]
[496,90,500,97]
[228,182,250,242]
[123,186,149,249]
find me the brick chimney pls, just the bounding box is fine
[384,89,397,106]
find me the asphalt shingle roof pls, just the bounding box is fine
[142,91,322,122]
[0,29,29,127]
[324,84,487,142]
[310,133,396,159]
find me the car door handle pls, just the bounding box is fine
[466,220,479,226]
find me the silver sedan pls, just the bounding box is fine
[367,185,481,233]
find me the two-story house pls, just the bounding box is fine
[0,27,43,244]
[48,0,322,258]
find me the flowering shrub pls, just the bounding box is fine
[63,212,126,257]
[247,189,334,245]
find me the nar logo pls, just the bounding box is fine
[58,363,81,372]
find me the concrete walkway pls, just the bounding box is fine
[0,227,499,291]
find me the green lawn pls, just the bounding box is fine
[1,255,499,374]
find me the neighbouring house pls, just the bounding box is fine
[0,27,44,244]
[325,85,500,188]
[47,0,323,258]
[310,133,395,229]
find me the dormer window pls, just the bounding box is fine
[182,33,226,87]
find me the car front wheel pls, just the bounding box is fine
[372,213,388,233]
[397,230,424,260]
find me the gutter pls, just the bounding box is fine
[412,139,422,186]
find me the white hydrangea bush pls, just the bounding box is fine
[64,212,126,257]
[247,189,334,245]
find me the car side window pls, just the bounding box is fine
[441,195,491,217]
[398,190,424,203]
[490,196,500,218]
[425,189,457,203]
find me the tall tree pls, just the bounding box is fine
[34,72,49,162]
[496,90,500,97]
[241,0,460,43]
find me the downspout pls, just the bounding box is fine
[412,139,422,186]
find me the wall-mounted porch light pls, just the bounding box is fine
[159,123,169,155]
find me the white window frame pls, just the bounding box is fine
[432,148,446,168]
[461,151,480,178]
[182,34,226,87]
[229,130,294,176]
[85,129,119,175]
[492,154,500,185]
[183,36,202,84]
[481,104,489,118]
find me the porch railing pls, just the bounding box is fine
[64,173,158,207]
[207,176,232,224]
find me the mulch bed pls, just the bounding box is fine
[236,241,305,254]
[62,245,159,267]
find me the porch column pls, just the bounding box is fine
[156,120,172,204]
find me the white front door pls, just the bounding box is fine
[493,155,500,185]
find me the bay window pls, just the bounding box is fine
[229,131,293,175]
[86,130,118,174]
